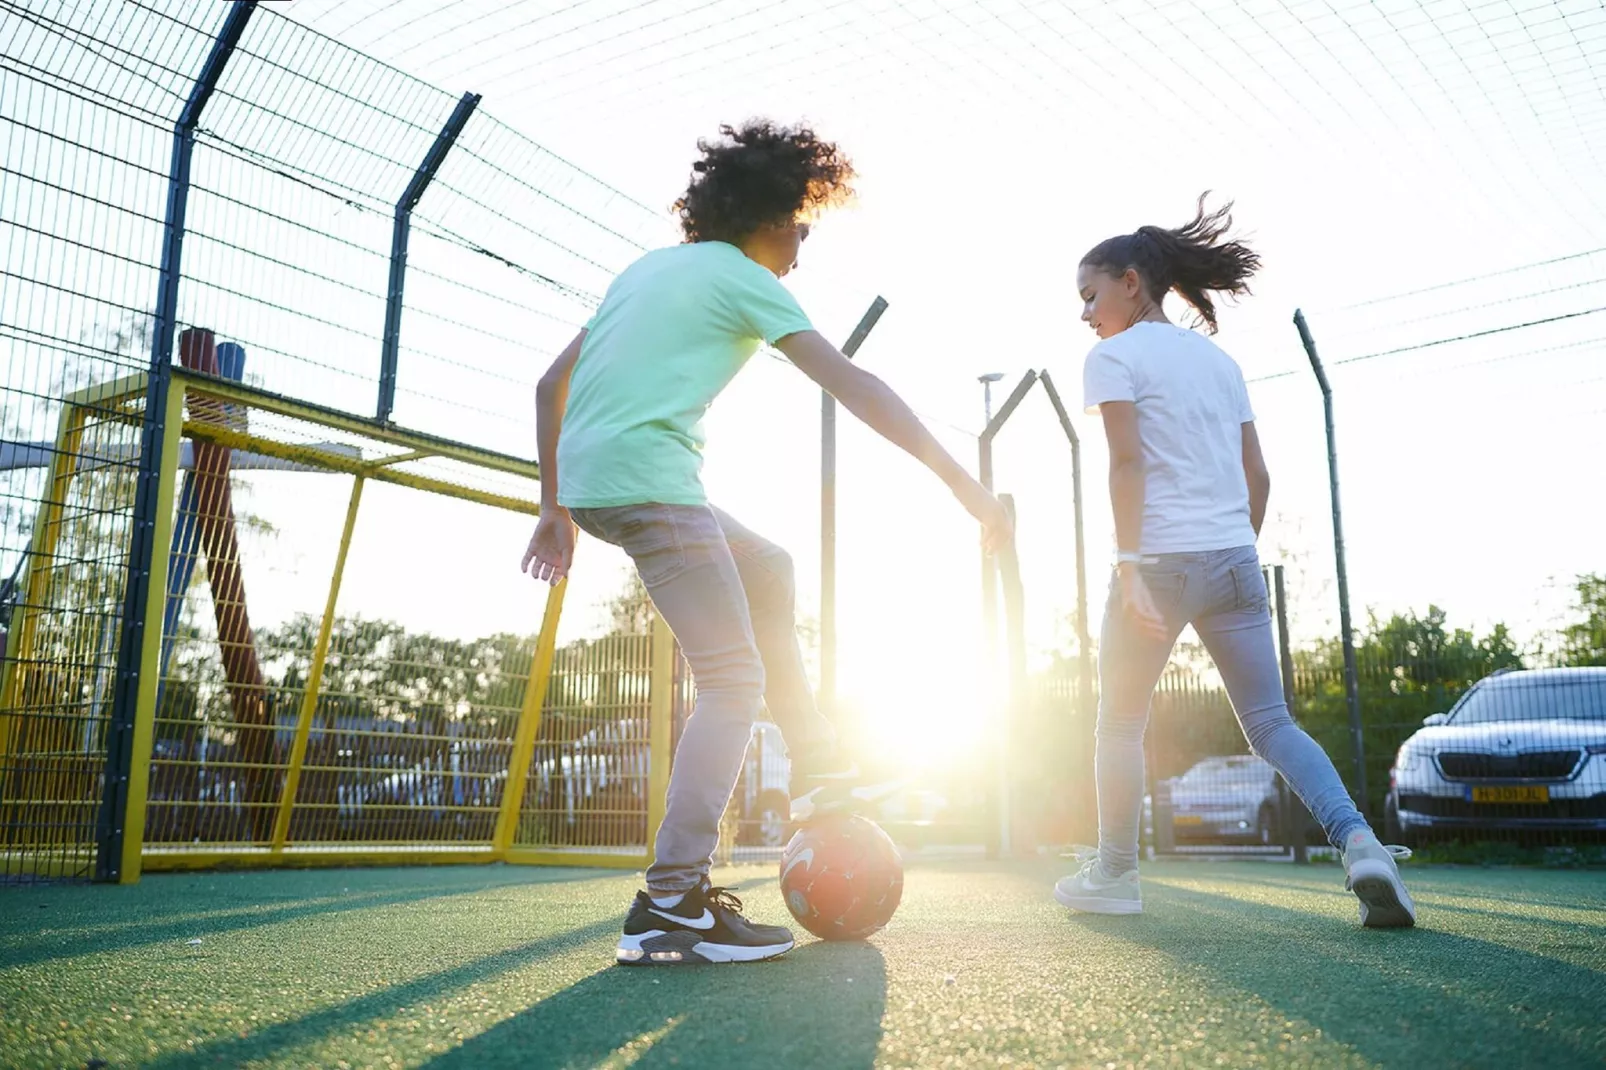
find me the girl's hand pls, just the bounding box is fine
[1119,567,1169,639]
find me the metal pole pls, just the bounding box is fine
[1273,564,1308,862]
[819,297,888,715]
[978,431,999,858]
[996,493,1026,857]
[271,476,364,854]
[378,92,481,423]
[1294,309,1367,818]
[644,610,676,864]
[97,0,256,883]
[1036,370,1095,841]
[977,371,1037,858]
[493,580,568,856]
[1035,372,1090,701]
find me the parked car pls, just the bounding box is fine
[731,723,953,847]
[1159,754,1284,845]
[532,717,650,845]
[736,721,791,846]
[1385,667,1606,846]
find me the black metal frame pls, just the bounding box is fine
[1295,309,1368,816]
[817,296,888,713]
[377,92,481,423]
[97,0,258,882]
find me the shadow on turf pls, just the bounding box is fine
[1187,870,1606,934]
[0,865,610,971]
[1068,881,1606,1068]
[421,940,888,1070]
[135,916,627,1069]
[1156,867,1606,931]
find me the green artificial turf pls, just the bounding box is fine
[2,857,1604,1068]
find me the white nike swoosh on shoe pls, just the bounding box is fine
[649,907,716,930]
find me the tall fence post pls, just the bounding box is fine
[995,494,1028,856]
[1272,565,1309,863]
[1036,371,1094,842]
[97,0,256,884]
[1294,309,1368,818]
[978,371,1037,858]
[819,297,888,715]
[377,91,481,423]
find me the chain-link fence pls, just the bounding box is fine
[0,0,675,883]
[1029,567,1605,859]
[5,0,1600,886]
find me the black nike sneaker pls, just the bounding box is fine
[787,748,903,824]
[615,880,795,965]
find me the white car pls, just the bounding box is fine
[736,721,792,846]
[1386,667,1606,846]
[1161,754,1284,845]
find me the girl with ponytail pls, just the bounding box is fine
[1055,196,1417,928]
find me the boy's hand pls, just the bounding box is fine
[522,508,577,586]
[956,480,1014,555]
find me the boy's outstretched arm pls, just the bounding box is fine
[775,329,1012,550]
[523,330,586,585]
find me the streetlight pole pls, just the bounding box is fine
[979,372,1004,430]
[977,372,1004,856]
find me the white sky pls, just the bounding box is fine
[285,0,1606,646]
[5,0,1605,734]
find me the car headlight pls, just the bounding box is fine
[1394,745,1421,773]
[1587,743,1606,756]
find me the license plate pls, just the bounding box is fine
[1468,785,1550,804]
[1173,814,1204,826]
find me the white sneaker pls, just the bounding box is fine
[1342,829,1416,928]
[1054,847,1143,915]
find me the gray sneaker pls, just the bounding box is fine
[1342,829,1416,928]
[1054,847,1143,915]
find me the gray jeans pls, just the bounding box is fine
[570,502,836,894]
[1096,545,1369,876]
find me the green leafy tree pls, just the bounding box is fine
[1560,573,1606,667]
[1291,605,1526,816]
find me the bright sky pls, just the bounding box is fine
[7,0,1605,752]
[286,0,1605,633]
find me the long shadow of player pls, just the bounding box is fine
[423,938,888,1070]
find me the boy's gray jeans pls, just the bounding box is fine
[570,502,836,895]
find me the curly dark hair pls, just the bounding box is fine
[1081,194,1262,334]
[673,120,855,244]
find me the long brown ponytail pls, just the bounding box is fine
[1081,194,1261,334]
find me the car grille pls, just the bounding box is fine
[1398,793,1606,820]
[1436,750,1582,780]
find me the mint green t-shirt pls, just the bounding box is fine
[556,241,813,508]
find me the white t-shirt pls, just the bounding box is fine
[1082,321,1257,555]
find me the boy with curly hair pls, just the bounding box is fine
[522,120,1010,964]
